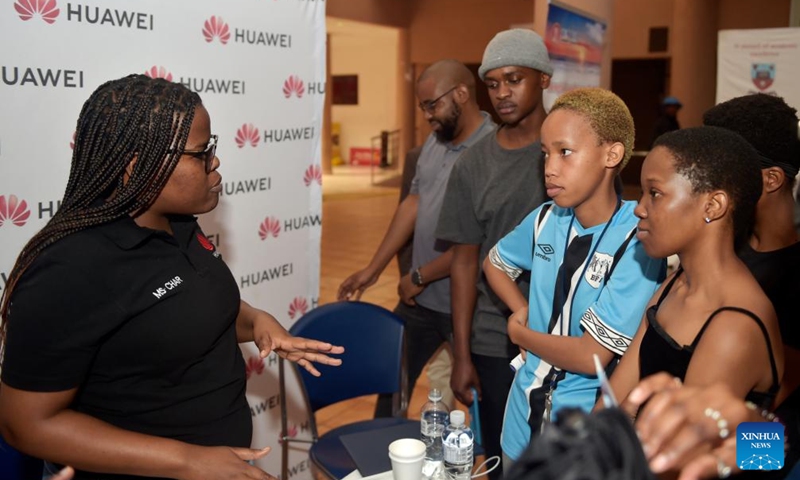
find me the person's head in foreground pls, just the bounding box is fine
[479,28,553,127]
[635,126,763,258]
[541,87,634,218]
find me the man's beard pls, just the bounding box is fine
[432,103,461,143]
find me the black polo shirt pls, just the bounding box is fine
[2,215,251,464]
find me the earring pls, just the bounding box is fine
[704,217,711,224]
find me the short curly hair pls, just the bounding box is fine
[703,94,799,184]
[550,88,635,168]
[654,126,763,247]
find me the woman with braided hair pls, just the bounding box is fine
[0,74,343,480]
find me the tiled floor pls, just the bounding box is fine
[322,164,403,200]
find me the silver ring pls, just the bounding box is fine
[704,407,730,439]
[716,455,732,478]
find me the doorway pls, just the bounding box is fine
[611,58,669,187]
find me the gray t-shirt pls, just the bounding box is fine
[411,113,495,314]
[436,129,547,357]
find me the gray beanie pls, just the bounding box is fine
[479,29,553,80]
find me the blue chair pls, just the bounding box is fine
[0,435,43,480]
[279,301,414,480]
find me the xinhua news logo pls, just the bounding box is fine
[736,422,783,472]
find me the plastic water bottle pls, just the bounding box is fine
[420,388,449,479]
[442,410,474,480]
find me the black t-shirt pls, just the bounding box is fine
[739,241,800,474]
[2,215,250,479]
[436,130,546,358]
[739,241,800,350]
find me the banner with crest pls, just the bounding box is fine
[717,27,800,110]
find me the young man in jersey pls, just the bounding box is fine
[483,88,665,467]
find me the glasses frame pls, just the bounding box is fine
[418,86,458,115]
[180,134,218,174]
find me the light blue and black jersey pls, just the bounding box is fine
[489,200,665,460]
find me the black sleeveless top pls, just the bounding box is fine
[639,269,780,409]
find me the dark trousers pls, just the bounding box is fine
[473,353,516,480]
[374,301,453,418]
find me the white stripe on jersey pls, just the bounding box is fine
[488,245,523,280]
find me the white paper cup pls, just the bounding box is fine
[388,438,425,480]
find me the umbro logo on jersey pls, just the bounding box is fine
[535,244,554,262]
[538,244,554,255]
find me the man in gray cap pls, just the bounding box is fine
[436,29,552,480]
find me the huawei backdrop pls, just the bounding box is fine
[0,1,326,477]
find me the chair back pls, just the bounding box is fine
[0,436,42,480]
[288,301,405,412]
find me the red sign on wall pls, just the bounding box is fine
[349,147,378,166]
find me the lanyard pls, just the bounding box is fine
[556,197,622,337]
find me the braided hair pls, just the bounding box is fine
[0,74,202,339]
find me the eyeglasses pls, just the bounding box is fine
[418,86,458,115]
[180,134,218,173]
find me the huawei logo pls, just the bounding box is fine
[303,165,322,186]
[288,297,309,319]
[258,216,281,240]
[15,0,60,24]
[0,195,31,227]
[203,16,230,44]
[196,233,215,251]
[245,356,265,380]
[283,75,305,99]
[70,131,75,150]
[235,123,260,148]
[144,65,173,82]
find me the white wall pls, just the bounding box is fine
[329,18,399,163]
[409,0,535,64]
[611,0,673,59]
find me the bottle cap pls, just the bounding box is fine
[428,388,442,402]
[450,410,465,426]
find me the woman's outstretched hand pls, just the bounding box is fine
[262,333,344,377]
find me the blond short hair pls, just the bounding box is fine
[551,88,635,168]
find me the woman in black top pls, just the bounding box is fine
[0,75,343,480]
[605,127,783,450]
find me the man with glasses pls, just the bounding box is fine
[337,59,494,418]
[436,29,552,480]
